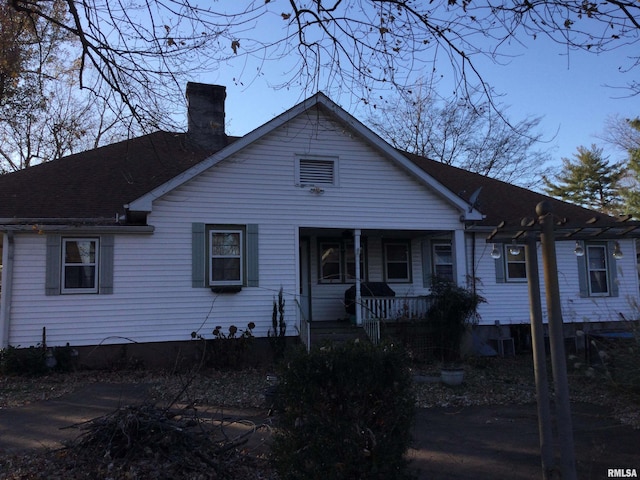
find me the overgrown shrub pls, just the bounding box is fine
[271,341,415,480]
[427,279,484,363]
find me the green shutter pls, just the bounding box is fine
[192,223,206,287]
[99,235,114,294]
[247,224,259,287]
[45,234,61,296]
[494,251,506,284]
[607,241,619,297]
[421,240,432,288]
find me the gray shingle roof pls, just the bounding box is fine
[0,127,609,230]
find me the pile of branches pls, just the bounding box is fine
[54,403,273,479]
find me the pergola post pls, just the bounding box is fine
[537,201,577,480]
[524,233,555,479]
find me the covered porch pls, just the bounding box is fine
[297,226,465,347]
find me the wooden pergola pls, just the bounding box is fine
[486,201,640,480]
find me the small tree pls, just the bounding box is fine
[268,286,287,361]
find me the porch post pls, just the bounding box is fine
[453,229,466,286]
[354,229,362,326]
[0,232,14,348]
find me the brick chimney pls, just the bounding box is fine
[186,82,227,151]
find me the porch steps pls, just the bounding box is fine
[309,321,370,346]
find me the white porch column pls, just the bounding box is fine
[453,229,467,286]
[354,229,362,326]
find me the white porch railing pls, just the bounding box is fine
[362,316,381,345]
[359,296,432,345]
[361,296,432,323]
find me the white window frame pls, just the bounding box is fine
[61,237,99,294]
[296,156,339,187]
[504,244,527,282]
[209,229,244,286]
[432,242,454,282]
[383,240,412,283]
[586,243,609,296]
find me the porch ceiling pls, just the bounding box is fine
[299,227,450,238]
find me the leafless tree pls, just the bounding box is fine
[0,1,131,171]
[6,1,640,133]
[368,83,553,187]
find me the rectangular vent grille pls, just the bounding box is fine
[299,159,335,185]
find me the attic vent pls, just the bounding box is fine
[298,158,337,186]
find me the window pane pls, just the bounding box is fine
[433,245,452,264]
[65,240,96,264]
[434,264,453,281]
[386,244,408,262]
[211,258,241,282]
[387,263,409,280]
[211,233,241,256]
[321,244,341,281]
[588,246,606,270]
[64,266,96,289]
[507,263,527,279]
[590,271,609,294]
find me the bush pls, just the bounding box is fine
[271,341,415,480]
[0,343,77,376]
[427,279,484,363]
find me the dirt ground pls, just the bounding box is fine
[0,381,639,479]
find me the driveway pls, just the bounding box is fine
[0,383,638,479]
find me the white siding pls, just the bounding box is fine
[474,236,640,327]
[6,111,463,347]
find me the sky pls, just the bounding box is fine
[189,9,639,176]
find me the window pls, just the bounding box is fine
[209,229,243,286]
[577,241,619,298]
[192,223,259,289]
[46,235,114,295]
[62,238,99,293]
[432,242,454,282]
[384,241,411,282]
[296,157,338,186]
[505,244,527,281]
[319,240,366,283]
[586,244,609,296]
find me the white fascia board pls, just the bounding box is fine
[127,92,483,221]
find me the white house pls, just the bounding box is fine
[0,83,638,365]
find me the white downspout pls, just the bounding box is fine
[0,232,14,348]
[354,229,362,326]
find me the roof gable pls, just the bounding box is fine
[127,93,482,220]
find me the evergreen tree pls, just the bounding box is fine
[544,145,624,215]
[617,119,640,218]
